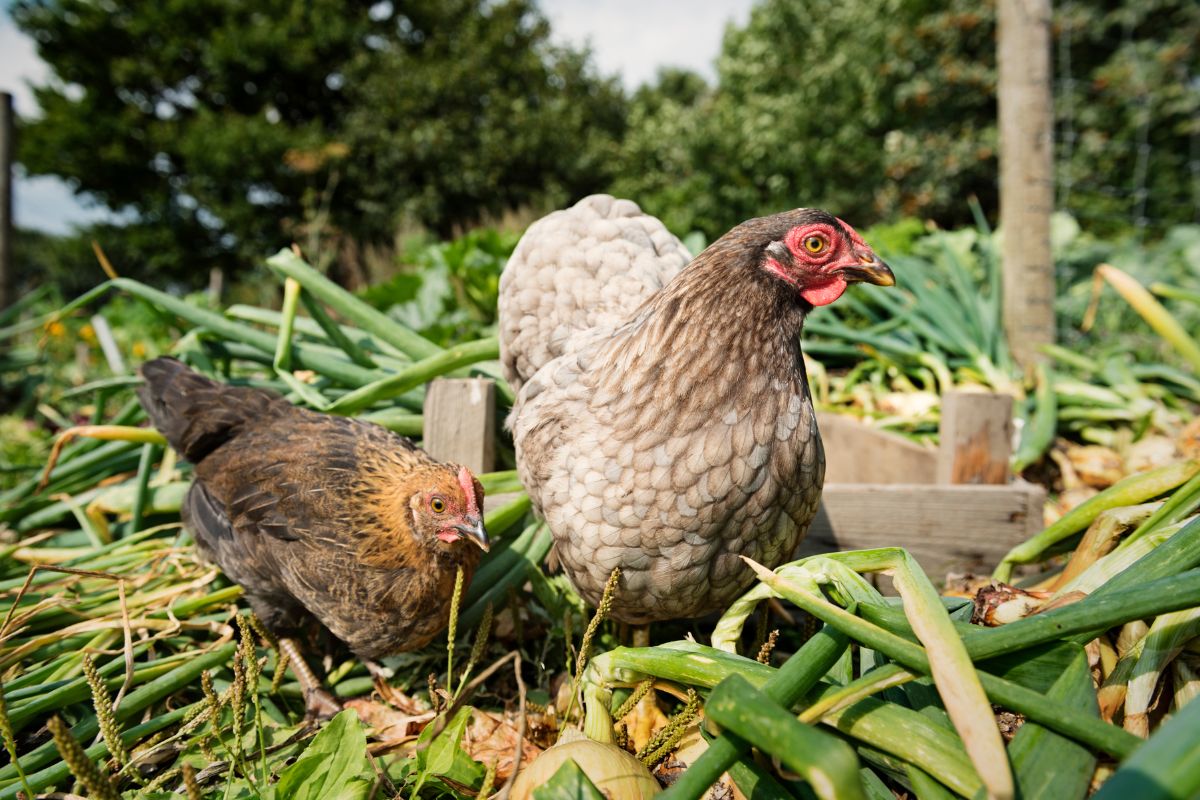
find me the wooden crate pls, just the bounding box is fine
[812,391,1044,580]
[423,380,1043,579]
[810,391,1043,580]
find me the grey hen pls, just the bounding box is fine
[498,195,894,623]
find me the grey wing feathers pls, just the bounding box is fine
[498,194,692,392]
[183,481,237,548]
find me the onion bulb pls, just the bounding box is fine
[509,730,661,799]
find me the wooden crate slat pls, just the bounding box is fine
[936,390,1015,485]
[816,412,938,485]
[430,378,1039,580]
[798,481,1045,581]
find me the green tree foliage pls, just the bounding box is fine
[615,0,1198,240]
[1053,0,1199,231]
[12,0,624,285]
[612,0,998,238]
[339,4,626,241]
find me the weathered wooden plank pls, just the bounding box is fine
[423,378,496,475]
[936,391,1014,485]
[483,491,522,516]
[816,412,938,484]
[798,482,1045,582]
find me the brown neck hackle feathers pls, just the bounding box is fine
[353,455,482,572]
[589,210,818,439]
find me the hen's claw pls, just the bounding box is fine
[304,686,343,720]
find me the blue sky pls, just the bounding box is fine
[0,1,754,234]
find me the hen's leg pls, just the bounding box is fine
[279,637,341,720]
[622,624,666,751]
[630,624,651,648]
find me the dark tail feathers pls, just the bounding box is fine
[137,357,283,463]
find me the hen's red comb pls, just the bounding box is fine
[457,466,480,516]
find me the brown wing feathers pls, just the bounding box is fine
[137,357,284,463]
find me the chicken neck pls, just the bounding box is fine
[591,239,811,430]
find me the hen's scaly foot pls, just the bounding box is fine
[279,637,342,720]
[304,686,343,720]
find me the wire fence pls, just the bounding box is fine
[1053,1,1200,238]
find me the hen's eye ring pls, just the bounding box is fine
[803,236,825,254]
[431,498,447,513]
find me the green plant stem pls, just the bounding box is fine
[1092,681,1200,800]
[1122,470,1200,548]
[0,643,235,783]
[1097,264,1200,373]
[749,571,1139,759]
[659,627,849,800]
[112,277,382,387]
[299,292,378,368]
[324,337,499,414]
[858,566,1200,661]
[1013,364,1056,472]
[995,460,1200,581]
[128,442,160,534]
[266,248,442,360]
[0,705,193,800]
[704,675,866,800]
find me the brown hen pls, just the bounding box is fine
[137,357,488,714]
[499,195,893,624]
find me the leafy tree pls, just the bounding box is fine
[13,0,624,285]
[14,0,368,282]
[337,1,626,241]
[1051,0,1199,232]
[615,0,940,238]
[609,69,714,236]
[614,0,1198,240]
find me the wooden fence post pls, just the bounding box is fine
[0,92,13,311]
[423,378,496,475]
[998,0,1055,369]
[208,267,224,306]
[937,391,1014,485]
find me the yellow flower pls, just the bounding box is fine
[132,342,147,358]
[45,320,66,338]
[79,324,96,344]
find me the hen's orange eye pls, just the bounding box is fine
[431,497,447,513]
[803,236,826,254]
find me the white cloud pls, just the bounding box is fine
[1,12,115,233]
[0,11,49,118]
[15,172,112,234]
[540,0,754,89]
